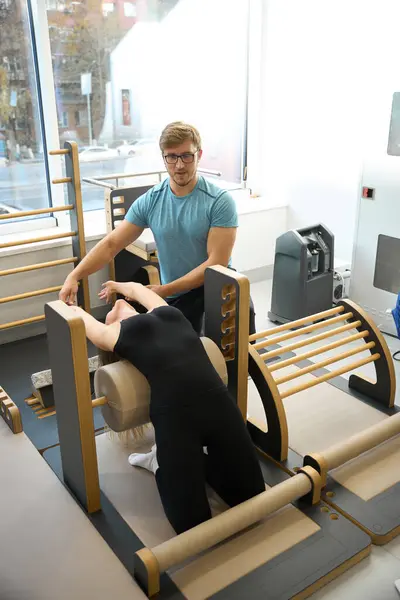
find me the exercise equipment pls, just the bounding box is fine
[0,386,22,433]
[204,266,399,544]
[42,283,370,599]
[268,224,334,324]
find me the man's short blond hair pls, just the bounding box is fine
[159,121,202,152]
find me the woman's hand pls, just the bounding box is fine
[98,280,117,303]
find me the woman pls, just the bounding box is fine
[68,280,265,534]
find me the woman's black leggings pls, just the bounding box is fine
[151,391,265,534]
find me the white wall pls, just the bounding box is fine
[256,0,371,263]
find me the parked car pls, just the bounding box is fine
[116,138,160,158]
[78,146,119,162]
[0,202,24,216]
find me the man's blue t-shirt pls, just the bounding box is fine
[125,175,238,297]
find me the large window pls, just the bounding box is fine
[0,0,50,222]
[0,0,250,222]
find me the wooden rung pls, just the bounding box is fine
[249,305,345,342]
[280,353,381,399]
[0,286,62,304]
[38,410,56,419]
[261,320,363,361]
[49,149,69,155]
[52,177,72,185]
[0,231,76,250]
[0,204,74,221]
[25,397,40,406]
[254,312,354,351]
[275,341,376,385]
[0,257,77,277]
[269,330,370,372]
[92,396,107,408]
[0,315,45,331]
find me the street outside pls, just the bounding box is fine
[0,153,165,214]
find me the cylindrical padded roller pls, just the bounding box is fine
[95,337,228,432]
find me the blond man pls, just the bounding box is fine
[60,121,255,334]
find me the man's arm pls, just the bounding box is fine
[157,226,237,297]
[59,220,144,304]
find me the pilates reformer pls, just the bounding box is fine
[42,273,370,600]
[0,142,91,428]
[203,266,400,545]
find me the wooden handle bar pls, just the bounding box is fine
[0,204,74,220]
[0,286,63,304]
[320,411,400,470]
[0,231,76,249]
[269,331,369,372]
[262,320,363,361]
[249,305,345,342]
[49,149,69,155]
[280,353,381,399]
[254,312,353,351]
[52,177,72,185]
[92,396,107,408]
[0,257,77,277]
[150,472,313,573]
[0,314,45,331]
[275,341,376,385]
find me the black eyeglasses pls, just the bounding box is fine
[163,151,198,164]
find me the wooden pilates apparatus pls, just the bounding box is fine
[41,268,371,600]
[0,142,90,432]
[204,266,399,545]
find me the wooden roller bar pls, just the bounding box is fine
[0,231,77,250]
[315,412,400,472]
[262,320,363,361]
[274,342,376,385]
[269,330,370,372]
[135,468,318,596]
[254,312,354,351]
[52,177,72,185]
[0,286,63,304]
[280,353,381,399]
[0,257,77,277]
[49,149,69,155]
[0,204,74,221]
[0,314,45,331]
[249,305,345,342]
[91,396,107,408]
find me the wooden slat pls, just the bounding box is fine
[0,286,62,304]
[0,257,77,277]
[254,312,354,350]
[275,341,376,385]
[92,396,107,408]
[269,330,370,372]
[249,305,345,342]
[261,320,362,361]
[0,231,76,249]
[49,149,69,155]
[0,315,45,330]
[0,204,74,220]
[52,177,72,184]
[280,353,381,399]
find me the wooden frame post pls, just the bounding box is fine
[45,300,100,512]
[204,265,250,419]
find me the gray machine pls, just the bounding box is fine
[268,224,334,324]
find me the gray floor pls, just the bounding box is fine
[250,279,400,600]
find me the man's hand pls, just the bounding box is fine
[59,275,79,305]
[146,284,169,299]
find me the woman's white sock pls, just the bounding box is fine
[128,444,158,474]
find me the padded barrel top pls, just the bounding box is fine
[0,421,146,600]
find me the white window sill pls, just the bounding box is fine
[0,195,288,259]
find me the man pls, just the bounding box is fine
[60,121,255,334]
